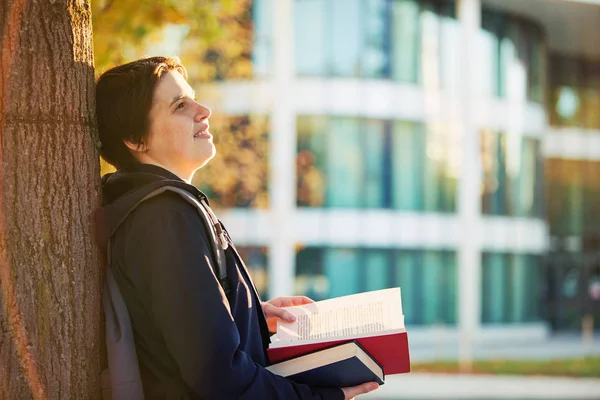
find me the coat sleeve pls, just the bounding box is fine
[120,193,345,400]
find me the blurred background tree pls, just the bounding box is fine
[93,0,268,209]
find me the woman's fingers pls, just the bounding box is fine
[341,382,379,400]
[263,302,296,321]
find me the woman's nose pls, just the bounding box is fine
[195,103,211,121]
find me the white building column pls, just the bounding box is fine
[457,0,482,368]
[268,0,296,298]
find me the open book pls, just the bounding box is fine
[268,288,410,375]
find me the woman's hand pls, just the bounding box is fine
[261,296,314,333]
[342,382,379,399]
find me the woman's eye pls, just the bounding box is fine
[176,102,185,110]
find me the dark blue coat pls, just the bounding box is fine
[100,164,344,400]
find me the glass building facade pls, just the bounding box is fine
[228,0,600,332]
[545,56,600,330]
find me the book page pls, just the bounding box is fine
[272,287,404,347]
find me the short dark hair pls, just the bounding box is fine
[95,56,188,170]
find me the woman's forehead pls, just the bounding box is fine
[153,71,193,105]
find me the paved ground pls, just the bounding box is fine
[362,373,600,399]
[361,334,600,399]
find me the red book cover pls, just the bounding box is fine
[268,331,410,375]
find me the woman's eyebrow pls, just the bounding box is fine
[170,90,196,106]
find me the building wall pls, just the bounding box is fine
[210,0,562,338]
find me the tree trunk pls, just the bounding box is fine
[0,1,102,399]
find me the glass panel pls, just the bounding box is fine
[423,123,444,211]
[482,253,509,324]
[252,0,272,78]
[582,61,600,130]
[394,250,419,325]
[481,130,507,215]
[499,21,527,102]
[478,16,498,98]
[421,250,443,324]
[324,248,360,297]
[549,56,583,128]
[439,3,461,94]
[444,251,457,324]
[390,0,421,83]
[363,120,386,208]
[364,249,390,292]
[295,247,328,301]
[419,1,440,90]
[512,138,539,217]
[236,246,269,298]
[326,118,363,207]
[509,254,527,323]
[295,0,327,76]
[481,11,503,97]
[528,25,546,103]
[361,0,388,78]
[329,0,362,76]
[297,116,328,207]
[391,121,423,210]
[545,159,586,239]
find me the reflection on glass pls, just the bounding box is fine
[481,130,507,215]
[297,116,328,207]
[297,116,459,212]
[481,130,542,218]
[289,0,546,102]
[547,55,600,129]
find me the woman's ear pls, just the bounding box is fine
[123,139,147,154]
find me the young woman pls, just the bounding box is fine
[95,56,380,399]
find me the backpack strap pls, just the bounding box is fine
[136,186,231,295]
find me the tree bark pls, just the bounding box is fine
[0,1,102,399]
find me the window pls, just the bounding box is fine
[390,0,421,83]
[482,253,542,324]
[252,0,272,78]
[295,247,457,325]
[295,0,327,75]
[297,117,457,212]
[327,118,364,207]
[237,246,269,298]
[391,121,424,210]
[297,116,388,209]
[329,0,362,76]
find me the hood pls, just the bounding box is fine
[94,164,206,252]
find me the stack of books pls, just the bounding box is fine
[265,287,410,387]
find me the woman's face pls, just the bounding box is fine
[130,70,215,181]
